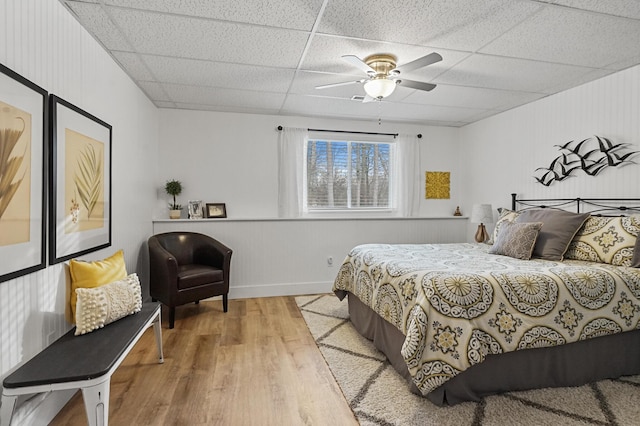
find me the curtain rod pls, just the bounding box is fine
[276,126,422,138]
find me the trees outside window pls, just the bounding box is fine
[306,140,392,210]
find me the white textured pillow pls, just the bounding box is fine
[490,208,519,245]
[75,273,142,335]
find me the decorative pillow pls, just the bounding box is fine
[490,208,520,245]
[565,215,640,267]
[69,250,127,323]
[489,221,543,260]
[632,234,640,268]
[515,209,590,261]
[75,273,142,335]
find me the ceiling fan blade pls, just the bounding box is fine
[396,79,437,92]
[341,55,375,75]
[315,79,364,90]
[394,52,442,73]
[362,95,377,103]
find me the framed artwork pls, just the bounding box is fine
[0,63,47,283]
[425,171,450,199]
[188,200,204,219]
[204,203,227,218]
[49,95,112,264]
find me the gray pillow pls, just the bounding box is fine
[515,209,590,261]
[489,221,543,260]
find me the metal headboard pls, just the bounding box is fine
[511,193,640,216]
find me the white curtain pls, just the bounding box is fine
[394,134,421,217]
[278,127,308,217]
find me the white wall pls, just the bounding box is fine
[460,64,640,213]
[0,1,159,423]
[153,217,469,298]
[157,109,464,218]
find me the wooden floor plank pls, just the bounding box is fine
[50,296,357,426]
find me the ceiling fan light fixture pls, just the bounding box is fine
[364,78,396,99]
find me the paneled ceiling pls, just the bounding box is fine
[61,0,640,127]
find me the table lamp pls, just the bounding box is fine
[471,204,493,243]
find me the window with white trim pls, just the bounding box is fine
[305,138,394,210]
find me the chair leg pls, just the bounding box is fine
[223,294,228,313]
[169,307,175,329]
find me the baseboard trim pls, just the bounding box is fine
[229,281,334,299]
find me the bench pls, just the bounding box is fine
[1,303,163,426]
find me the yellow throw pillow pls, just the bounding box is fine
[69,250,127,322]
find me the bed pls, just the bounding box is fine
[332,195,640,406]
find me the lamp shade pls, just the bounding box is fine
[364,78,396,99]
[470,204,493,224]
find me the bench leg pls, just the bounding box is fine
[1,394,18,425]
[153,312,165,364]
[81,380,110,426]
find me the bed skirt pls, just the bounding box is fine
[345,292,640,406]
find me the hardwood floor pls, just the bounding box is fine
[51,296,357,426]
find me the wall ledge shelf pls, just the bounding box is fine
[153,216,468,223]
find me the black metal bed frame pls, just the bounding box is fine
[511,193,640,215]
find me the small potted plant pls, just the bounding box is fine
[165,179,183,219]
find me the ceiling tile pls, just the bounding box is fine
[435,54,606,93]
[162,84,286,109]
[552,0,640,20]
[481,6,640,68]
[379,101,490,123]
[317,0,542,51]
[64,1,133,50]
[402,84,547,110]
[102,0,325,30]
[154,101,177,108]
[112,51,155,80]
[139,55,296,92]
[173,103,280,115]
[137,81,170,101]
[107,7,309,67]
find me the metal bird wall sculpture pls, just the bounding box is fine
[534,135,639,186]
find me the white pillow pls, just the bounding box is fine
[75,273,142,335]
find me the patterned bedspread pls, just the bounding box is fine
[332,243,640,396]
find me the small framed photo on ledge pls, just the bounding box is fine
[204,203,227,218]
[188,200,204,219]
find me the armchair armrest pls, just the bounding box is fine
[148,237,180,301]
[194,238,232,269]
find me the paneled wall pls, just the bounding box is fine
[0,1,159,423]
[460,64,640,210]
[153,217,469,298]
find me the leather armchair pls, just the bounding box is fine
[148,232,232,328]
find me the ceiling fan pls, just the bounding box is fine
[315,52,442,101]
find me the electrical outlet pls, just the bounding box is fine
[327,256,334,267]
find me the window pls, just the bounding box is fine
[305,139,394,210]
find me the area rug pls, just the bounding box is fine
[296,294,640,426]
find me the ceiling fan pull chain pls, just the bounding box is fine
[378,100,382,125]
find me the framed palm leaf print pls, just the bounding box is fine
[0,62,47,282]
[50,95,112,264]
